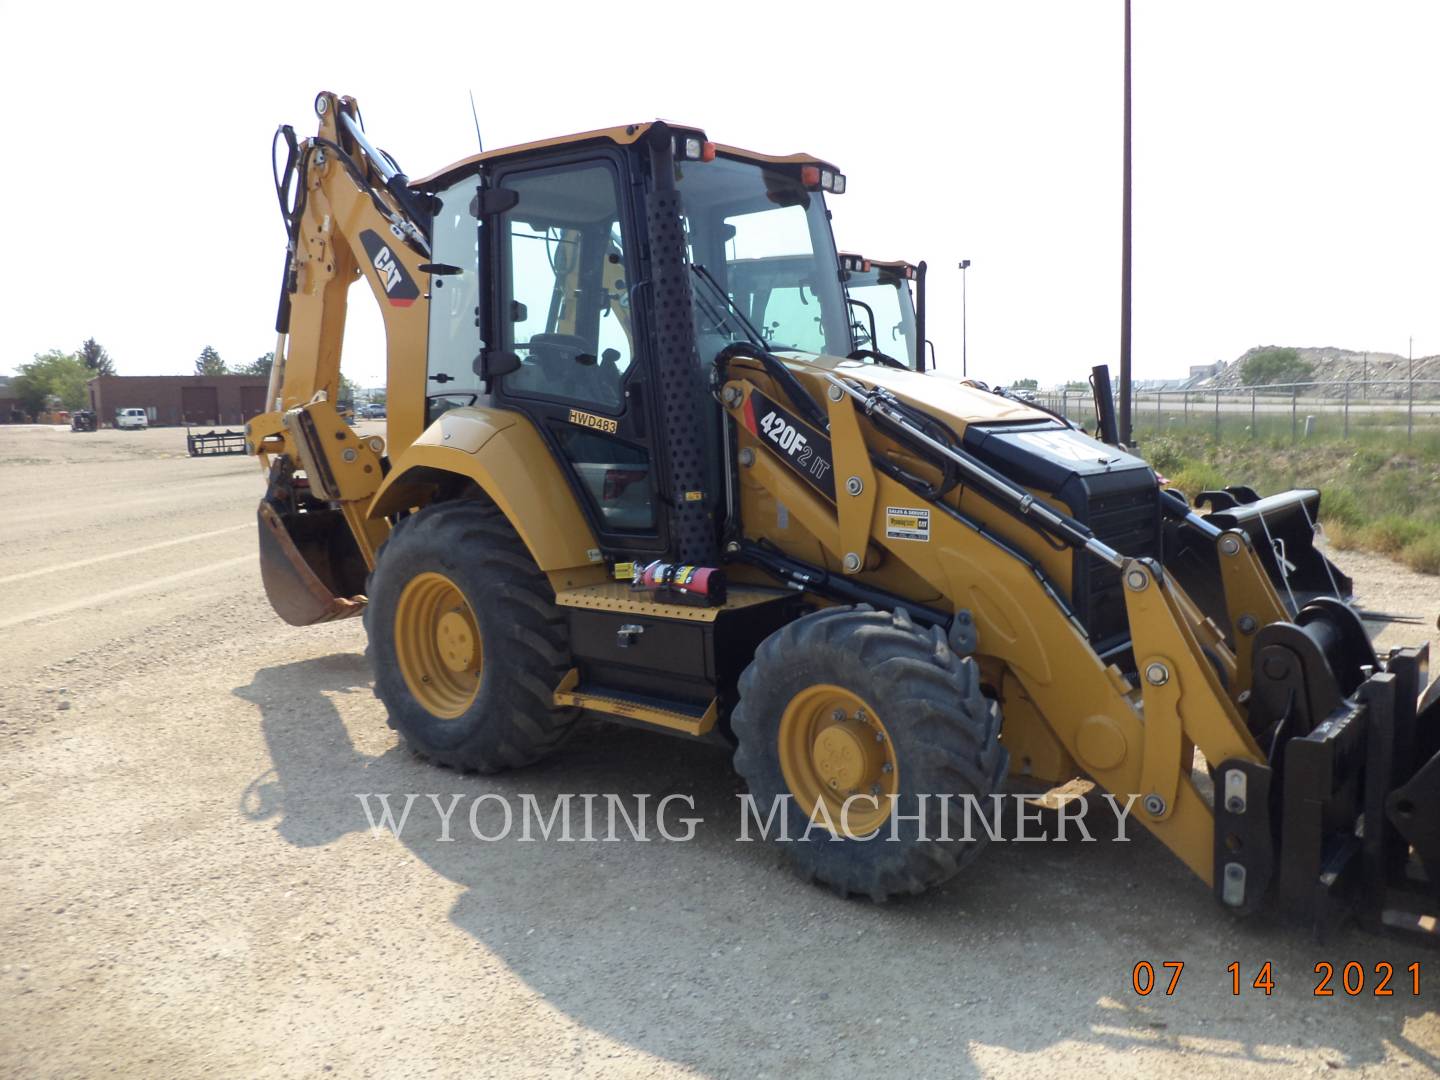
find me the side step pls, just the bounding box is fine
[553,668,718,736]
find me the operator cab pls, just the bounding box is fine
[839,254,927,370]
[414,125,851,560]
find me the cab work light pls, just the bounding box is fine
[801,165,847,193]
[677,136,717,162]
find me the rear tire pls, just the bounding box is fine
[731,605,1006,900]
[364,499,579,772]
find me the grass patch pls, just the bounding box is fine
[1133,427,1440,575]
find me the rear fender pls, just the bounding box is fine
[368,407,601,573]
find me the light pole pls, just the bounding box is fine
[958,259,971,377]
[1118,0,1134,446]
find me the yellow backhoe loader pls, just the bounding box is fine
[249,92,1440,939]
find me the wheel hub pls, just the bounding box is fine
[813,724,881,792]
[436,610,476,672]
[394,571,484,719]
[778,684,898,833]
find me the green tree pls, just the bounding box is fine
[13,350,91,413]
[1240,347,1312,386]
[236,351,274,378]
[1009,377,1039,391]
[195,345,227,376]
[338,374,359,406]
[11,370,50,417]
[79,337,116,376]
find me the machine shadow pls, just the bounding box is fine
[236,654,1439,1077]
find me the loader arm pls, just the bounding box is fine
[719,351,1440,935]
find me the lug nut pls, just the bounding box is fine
[1144,662,1170,686]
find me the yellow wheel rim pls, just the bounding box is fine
[778,684,897,834]
[394,571,483,719]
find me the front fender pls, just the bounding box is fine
[368,407,600,573]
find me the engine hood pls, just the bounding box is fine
[793,353,1055,429]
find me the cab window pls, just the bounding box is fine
[425,179,483,414]
[498,163,634,412]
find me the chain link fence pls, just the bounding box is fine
[1033,379,1440,446]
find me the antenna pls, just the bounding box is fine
[468,90,484,153]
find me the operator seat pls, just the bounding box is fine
[523,333,589,398]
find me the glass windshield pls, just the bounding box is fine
[844,265,918,368]
[675,155,848,359]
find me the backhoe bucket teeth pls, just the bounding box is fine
[1196,487,1352,612]
[257,500,367,626]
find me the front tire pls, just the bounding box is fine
[731,605,1006,900]
[364,499,579,772]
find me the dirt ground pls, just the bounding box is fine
[3,423,1440,1079]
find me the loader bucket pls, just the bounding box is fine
[257,499,367,626]
[1162,486,1353,643]
[1194,486,1352,612]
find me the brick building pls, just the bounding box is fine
[87,375,271,427]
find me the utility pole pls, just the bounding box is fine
[1118,0,1134,446]
[958,259,972,377]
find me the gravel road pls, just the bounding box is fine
[3,424,1439,1079]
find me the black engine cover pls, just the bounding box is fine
[962,421,1161,653]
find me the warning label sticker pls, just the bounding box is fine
[885,506,931,542]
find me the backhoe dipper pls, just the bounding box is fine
[248,91,1440,939]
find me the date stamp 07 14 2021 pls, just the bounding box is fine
[1131,960,1424,998]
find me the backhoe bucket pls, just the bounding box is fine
[257,499,367,626]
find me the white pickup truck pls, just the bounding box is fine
[115,408,148,430]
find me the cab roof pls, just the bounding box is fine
[410,121,841,189]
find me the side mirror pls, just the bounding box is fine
[847,297,878,351]
[474,350,521,379]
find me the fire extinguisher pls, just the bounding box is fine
[633,560,727,605]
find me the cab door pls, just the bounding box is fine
[487,154,665,556]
